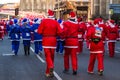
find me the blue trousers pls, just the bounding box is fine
[34,41,42,54]
[56,41,64,54]
[12,41,20,55]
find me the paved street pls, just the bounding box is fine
[0,36,120,80]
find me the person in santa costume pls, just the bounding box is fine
[85,22,93,49]
[106,20,119,57]
[21,18,32,56]
[86,18,106,76]
[62,11,79,75]
[0,22,4,40]
[37,9,63,77]
[77,17,87,54]
[9,18,21,55]
[31,18,43,55]
[97,18,107,44]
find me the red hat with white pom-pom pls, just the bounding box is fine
[69,11,76,19]
[48,9,54,17]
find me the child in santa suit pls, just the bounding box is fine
[86,18,106,76]
[106,20,119,57]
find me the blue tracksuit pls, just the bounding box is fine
[56,19,64,54]
[21,24,32,46]
[9,24,21,55]
[31,23,42,54]
[21,23,32,55]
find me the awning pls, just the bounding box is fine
[77,6,88,11]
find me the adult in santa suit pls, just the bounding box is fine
[37,9,63,77]
[97,18,107,43]
[85,22,93,49]
[86,18,106,76]
[0,23,4,40]
[62,11,79,75]
[9,18,21,55]
[77,17,87,54]
[106,20,119,57]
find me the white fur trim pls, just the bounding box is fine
[34,29,38,32]
[64,46,78,48]
[34,40,42,42]
[107,40,116,42]
[0,31,4,33]
[35,19,42,24]
[94,24,99,27]
[90,51,103,53]
[43,46,56,49]
[68,20,78,24]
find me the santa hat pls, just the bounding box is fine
[108,20,115,28]
[109,20,115,24]
[58,19,62,24]
[14,18,19,24]
[69,11,76,19]
[35,18,42,24]
[94,18,99,25]
[34,18,38,22]
[9,20,13,25]
[22,18,28,23]
[77,17,82,22]
[48,9,54,17]
[86,22,92,27]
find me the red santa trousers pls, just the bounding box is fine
[0,31,4,39]
[108,42,115,57]
[44,48,55,74]
[78,41,83,53]
[88,53,104,72]
[64,48,78,71]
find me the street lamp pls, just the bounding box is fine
[32,0,34,12]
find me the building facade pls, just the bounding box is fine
[54,0,90,21]
[20,0,55,13]
[19,0,120,20]
[90,0,120,19]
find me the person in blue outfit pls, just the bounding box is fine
[56,19,64,54]
[9,18,21,55]
[31,18,43,55]
[21,18,32,56]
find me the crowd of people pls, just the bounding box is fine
[0,9,120,78]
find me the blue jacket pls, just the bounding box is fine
[21,24,32,40]
[9,24,21,41]
[31,23,42,41]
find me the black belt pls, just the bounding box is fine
[66,36,78,39]
[110,32,116,34]
[91,38,101,44]
[43,35,56,37]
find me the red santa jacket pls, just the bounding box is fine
[99,23,107,42]
[86,25,105,53]
[63,20,79,48]
[37,18,63,48]
[106,24,119,42]
[78,22,87,41]
[0,25,4,33]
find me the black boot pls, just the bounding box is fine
[98,70,103,76]
[63,69,69,74]
[49,68,54,77]
[27,46,30,55]
[73,70,77,75]
[24,46,27,56]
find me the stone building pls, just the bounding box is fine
[90,0,120,19]
[20,0,55,13]
[54,0,90,21]
[19,0,120,20]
